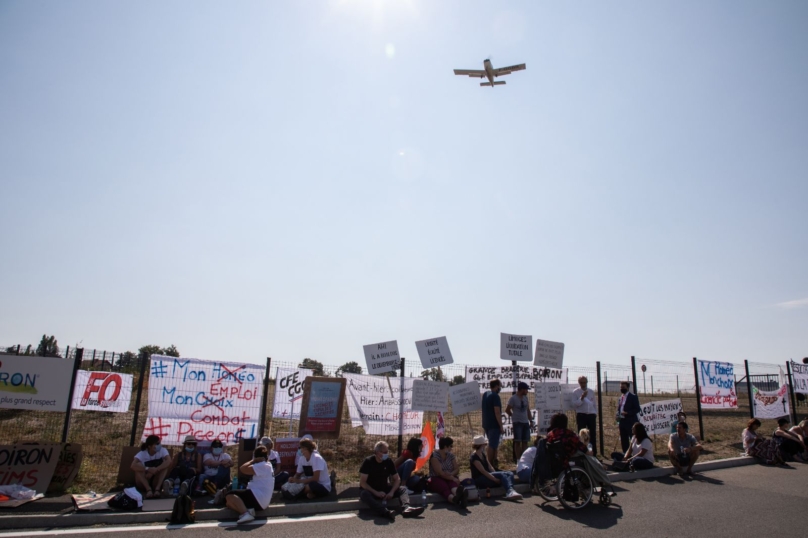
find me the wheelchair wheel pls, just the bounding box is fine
[558,468,593,510]
[537,477,559,502]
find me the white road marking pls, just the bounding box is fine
[0,512,357,537]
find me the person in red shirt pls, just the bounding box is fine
[545,413,588,468]
[393,437,423,491]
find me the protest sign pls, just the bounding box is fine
[344,373,422,436]
[500,333,533,362]
[411,379,449,412]
[0,444,61,492]
[363,340,400,375]
[465,365,568,393]
[142,355,265,446]
[500,409,539,440]
[697,361,738,408]
[534,382,561,409]
[415,336,454,369]
[537,409,563,435]
[560,384,578,412]
[448,382,481,417]
[46,444,83,493]
[299,377,346,439]
[638,399,683,436]
[273,438,300,475]
[790,361,808,394]
[71,371,132,413]
[272,367,312,420]
[0,356,75,412]
[752,385,790,419]
[534,339,565,369]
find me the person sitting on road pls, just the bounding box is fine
[516,437,539,484]
[393,437,424,491]
[428,436,466,508]
[789,420,808,460]
[470,435,523,501]
[260,437,289,490]
[774,418,807,462]
[359,441,425,521]
[579,428,594,456]
[743,418,782,465]
[225,445,275,525]
[668,421,702,476]
[165,435,203,496]
[131,434,171,499]
[623,422,654,471]
[201,439,233,491]
[288,438,332,499]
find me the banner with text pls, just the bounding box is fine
[272,367,312,420]
[499,409,539,440]
[0,443,61,492]
[790,362,808,394]
[142,355,265,446]
[500,333,533,362]
[344,373,423,436]
[697,360,738,409]
[752,385,790,419]
[465,365,568,393]
[0,356,75,412]
[638,399,683,436]
[71,371,133,413]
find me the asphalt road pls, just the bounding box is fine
[4,463,805,538]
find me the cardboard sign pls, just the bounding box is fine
[449,382,480,417]
[298,377,346,439]
[534,382,561,409]
[344,373,423,436]
[465,365,568,393]
[47,444,83,493]
[72,371,133,413]
[697,360,738,409]
[791,362,808,394]
[0,356,75,412]
[142,355,265,446]
[272,367,312,420]
[500,333,533,362]
[273,437,301,475]
[560,384,578,411]
[415,336,454,369]
[533,339,565,369]
[363,340,400,375]
[638,399,683,436]
[501,409,539,440]
[411,379,449,412]
[753,385,790,419]
[0,444,61,493]
[537,409,563,435]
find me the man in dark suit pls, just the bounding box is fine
[617,381,641,453]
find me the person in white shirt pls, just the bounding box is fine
[288,438,331,499]
[259,437,290,490]
[202,439,233,489]
[572,376,598,457]
[130,435,171,498]
[226,445,275,525]
[515,437,539,483]
[623,422,654,471]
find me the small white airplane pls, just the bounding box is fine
[453,59,526,87]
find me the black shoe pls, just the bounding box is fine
[401,505,425,518]
[383,509,396,521]
[453,485,466,508]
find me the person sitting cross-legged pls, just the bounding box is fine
[470,435,522,501]
[623,422,654,471]
[668,421,702,476]
[428,437,466,508]
[359,441,425,521]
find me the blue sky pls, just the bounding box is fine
[1,0,806,369]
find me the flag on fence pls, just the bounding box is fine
[435,411,445,450]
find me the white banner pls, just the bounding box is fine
[638,399,683,436]
[791,362,808,394]
[71,370,133,413]
[143,355,265,446]
[560,384,578,412]
[363,340,400,375]
[415,336,454,369]
[697,360,738,408]
[534,382,561,409]
[501,409,539,440]
[411,379,449,412]
[500,333,533,362]
[533,339,565,369]
[465,365,568,393]
[0,355,75,412]
[272,367,312,420]
[344,373,423,436]
[449,382,481,416]
[752,385,790,419]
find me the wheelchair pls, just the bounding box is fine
[531,438,614,510]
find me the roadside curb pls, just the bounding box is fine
[0,455,758,530]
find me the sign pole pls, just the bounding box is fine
[786,360,799,425]
[744,360,754,419]
[692,357,705,442]
[631,356,638,398]
[61,349,83,443]
[259,357,271,437]
[398,357,405,457]
[596,361,604,457]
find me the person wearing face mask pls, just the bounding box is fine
[572,376,598,457]
[288,438,331,499]
[359,441,425,521]
[481,379,504,469]
[164,435,203,496]
[615,381,641,455]
[202,439,233,491]
[131,434,171,499]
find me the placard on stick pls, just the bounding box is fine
[500,333,533,362]
[411,379,449,412]
[449,381,481,417]
[533,339,565,369]
[298,377,346,439]
[363,340,400,375]
[415,336,454,369]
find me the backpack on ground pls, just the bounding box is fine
[107,489,141,511]
[170,493,195,524]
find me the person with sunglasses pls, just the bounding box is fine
[506,382,533,462]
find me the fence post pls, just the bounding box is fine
[61,348,83,443]
[15,345,20,356]
[398,357,405,457]
[676,375,680,398]
[630,356,638,398]
[259,357,271,437]
[129,354,149,446]
[91,349,97,368]
[65,345,70,360]
[650,375,654,395]
[744,360,754,419]
[692,357,705,442]
[786,360,799,425]
[596,361,604,457]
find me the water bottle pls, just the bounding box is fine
[173,478,179,496]
[421,490,427,507]
[232,476,239,490]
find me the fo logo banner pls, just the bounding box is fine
[72,371,134,413]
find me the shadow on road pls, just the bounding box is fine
[532,500,623,528]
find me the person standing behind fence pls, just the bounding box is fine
[616,381,640,453]
[506,382,533,462]
[573,376,598,457]
[482,379,504,469]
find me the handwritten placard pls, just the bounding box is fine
[697,360,738,409]
[534,382,561,409]
[560,384,578,411]
[415,336,454,369]
[791,362,808,394]
[411,379,449,412]
[638,399,683,435]
[344,373,422,435]
[449,382,481,417]
[533,339,565,369]
[500,333,533,362]
[363,340,400,375]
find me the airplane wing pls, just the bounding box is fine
[493,63,526,77]
[453,69,486,78]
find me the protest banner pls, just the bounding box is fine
[46,443,83,493]
[560,384,578,412]
[0,444,61,492]
[142,355,265,446]
[537,409,563,435]
[272,367,312,420]
[638,399,683,436]
[500,409,539,440]
[752,385,790,419]
[411,379,449,412]
[500,333,533,362]
[448,382,481,417]
[298,377,346,439]
[273,438,300,475]
[0,356,75,412]
[697,360,738,408]
[465,365,568,393]
[71,371,133,413]
[415,336,454,369]
[363,340,400,375]
[344,373,422,436]
[790,361,808,394]
[534,382,561,409]
[533,339,565,369]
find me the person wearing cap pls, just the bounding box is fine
[164,435,203,496]
[359,441,425,521]
[470,435,522,501]
[202,439,233,491]
[260,437,289,490]
[573,376,598,457]
[506,382,534,461]
[226,445,275,525]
